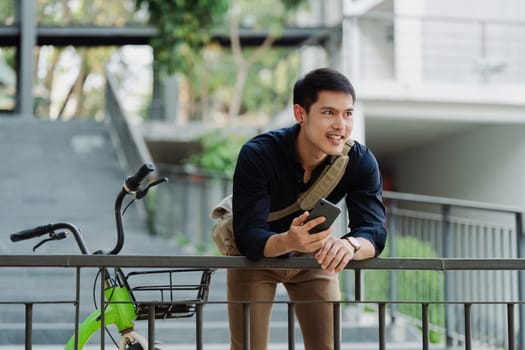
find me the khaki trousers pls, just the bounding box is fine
[227,268,340,350]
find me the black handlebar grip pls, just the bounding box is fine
[124,163,155,192]
[10,224,54,242]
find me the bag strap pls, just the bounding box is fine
[267,139,354,222]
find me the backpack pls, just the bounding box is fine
[210,140,354,256]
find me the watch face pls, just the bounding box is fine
[349,237,361,251]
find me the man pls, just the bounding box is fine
[229,67,387,350]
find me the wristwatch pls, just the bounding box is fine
[345,236,361,252]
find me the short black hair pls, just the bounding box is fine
[293,68,356,113]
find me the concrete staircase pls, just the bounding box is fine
[0,118,184,342]
[0,118,426,349]
[0,118,138,254]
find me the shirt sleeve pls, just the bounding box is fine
[232,143,275,260]
[344,147,387,256]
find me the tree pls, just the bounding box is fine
[134,0,229,76]
[34,0,141,120]
[134,0,307,124]
[133,0,229,121]
[226,0,306,120]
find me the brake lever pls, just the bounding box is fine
[136,177,168,200]
[32,231,68,252]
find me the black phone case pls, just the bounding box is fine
[307,198,341,233]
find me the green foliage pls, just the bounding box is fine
[194,47,300,118]
[365,236,445,342]
[175,234,189,247]
[144,187,158,234]
[32,0,144,120]
[135,0,229,75]
[242,51,300,115]
[0,1,15,24]
[136,0,307,121]
[37,0,144,25]
[183,130,248,174]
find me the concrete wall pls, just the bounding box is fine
[385,123,525,207]
[424,0,525,22]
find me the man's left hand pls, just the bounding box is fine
[314,236,354,273]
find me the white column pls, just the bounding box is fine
[18,0,36,116]
[341,1,361,81]
[394,0,424,83]
[352,101,366,144]
[300,46,328,73]
[342,0,364,143]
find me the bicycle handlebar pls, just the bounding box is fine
[10,162,161,256]
[124,163,155,193]
[10,222,89,254]
[103,162,157,255]
[10,224,55,242]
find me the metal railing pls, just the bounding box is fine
[383,191,525,348]
[105,71,153,175]
[147,165,525,348]
[1,255,525,349]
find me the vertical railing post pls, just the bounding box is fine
[196,303,203,350]
[24,303,32,350]
[387,199,398,324]
[100,268,106,350]
[442,205,455,346]
[464,303,472,350]
[288,303,295,350]
[148,304,155,350]
[182,173,190,241]
[378,303,386,350]
[422,303,429,350]
[200,177,208,247]
[516,212,525,350]
[478,20,490,83]
[354,269,362,301]
[508,303,515,350]
[242,303,250,350]
[333,302,341,350]
[74,267,81,350]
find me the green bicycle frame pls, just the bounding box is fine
[65,285,137,350]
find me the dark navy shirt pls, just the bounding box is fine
[232,124,387,261]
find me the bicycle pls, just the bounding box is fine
[10,163,215,350]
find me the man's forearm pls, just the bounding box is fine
[352,238,376,260]
[263,232,291,257]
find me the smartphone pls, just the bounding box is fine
[306,198,341,234]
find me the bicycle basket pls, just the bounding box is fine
[124,268,214,320]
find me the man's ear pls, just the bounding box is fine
[293,104,305,124]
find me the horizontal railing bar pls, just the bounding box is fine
[209,300,525,306]
[90,299,525,306]
[151,166,525,215]
[2,255,525,271]
[3,299,525,308]
[383,190,524,214]
[0,301,74,305]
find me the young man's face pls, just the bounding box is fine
[296,90,354,157]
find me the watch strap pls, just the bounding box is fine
[345,236,361,252]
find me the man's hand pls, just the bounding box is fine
[316,236,376,272]
[287,211,333,252]
[314,236,355,273]
[263,211,332,257]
